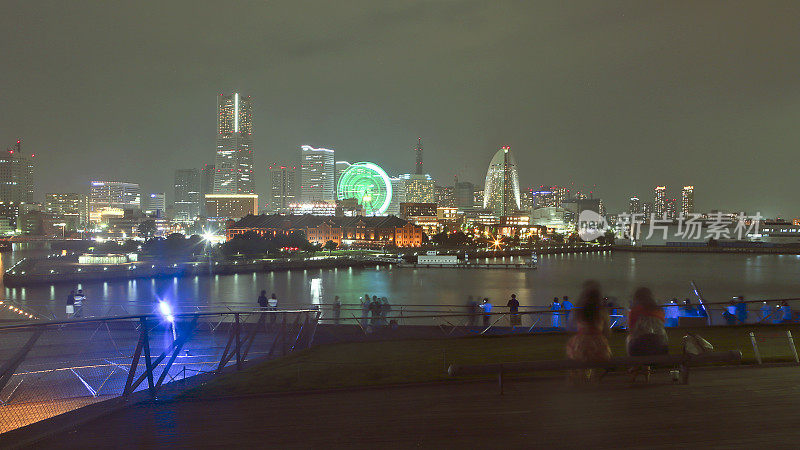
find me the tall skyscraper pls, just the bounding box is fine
[214,93,254,194]
[0,140,35,204]
[89,181,141,222]
[334,161,351,197]
[399,173,435,203]
[174,169,201,221]
[682,186,695,216]
[654,186,666,218]
[268,165,297,213]
[454,180,476,210]
[483,146,521,216]
[435,185,455,208]
[414,137,423,175]
[628,196,642,215]
[300,145,335,203]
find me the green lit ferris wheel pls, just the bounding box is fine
[336,162,393,216]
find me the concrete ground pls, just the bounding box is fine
[26,365,800,449]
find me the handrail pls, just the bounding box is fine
[0,309,320,331]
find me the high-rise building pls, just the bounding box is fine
[0,140,35,204]
[174,169,201,221]
[387,177,407,216]
[89,181,141,223]
[44,193,88,227]
[435,185,455,208]
[454,180,476,210]
[300,145,335,203]
[334,161,351,196]
[414,137,424,175]
[399,173,435,203]
[214,93,254,194]
[654,186,666,218]
[268,165,297,213]
[483,146,521,216]
[200,163,215,216]
[531,188,559,209]
[665,198,678,220]
[145,193,166,217]
[682,186,695,216]
[629,196,642,215]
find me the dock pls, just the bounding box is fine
[400,262,536,269]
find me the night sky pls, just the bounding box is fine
[1,1,798,216]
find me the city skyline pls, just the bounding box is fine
[2,2,800,216]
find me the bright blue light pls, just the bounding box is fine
[158,300,174,323]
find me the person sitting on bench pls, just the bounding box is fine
[627,287,669,357]
[566,280,611,382]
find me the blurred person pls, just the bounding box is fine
[561,295,573,323]
[723,301,738,325]
[466,296,478,327]
[760,302,774,322]
[779,300,793,323]
[550,297,562,328]
[627,287,668,361]
[566,281,611,383]
[332,296,341,324]
[664,299,680,327]
[73,289,85,318]
[257,290,268,310]
[480,298,493,327]
[66,289,76,317]
[735,296,748,323]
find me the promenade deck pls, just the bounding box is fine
[26,365,800,448]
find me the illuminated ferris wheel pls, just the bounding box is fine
[336,162,393,215]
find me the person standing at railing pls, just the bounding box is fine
[380,297,391,326]
[466,296,478,327]
[561,296,573,324]
[258,290,268,310]
[332,296,341,324]
[361,295,370,327]
[664,299,679,327]
[723,301,738,325]
[369,295,381,326]
[507,294,520,326]
[268,293,278,327]
[550,297,561,328]
[73,289,85,318]
[480,298,493,327]
[779,300,793,323]
[735,296,748,324]
[65,289,76,317]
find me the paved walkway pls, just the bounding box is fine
[28,366,800,448]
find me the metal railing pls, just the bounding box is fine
[0,309,319,434]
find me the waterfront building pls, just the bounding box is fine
[0,140,35,204]
[682,186,695,216]
[227,214,424,248]
[44,193,88,228]
[204,193,258,221]
[300,145,335,203]
[174,169,201,221]
[214,92,254,195]
[89,181,141,223]
[288,202,337,216]
[654,186,666,218]
[483,147,521,216]
[400,202,438,235]
[268,165,297,213]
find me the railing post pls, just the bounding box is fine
[234,313,242,370]
[141,317,156,398]
[749,331,762,365]
[787,330,799,364]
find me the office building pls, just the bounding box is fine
[454,180,476,210]
[44,193,88,228]
[204,194,258,221]
[300,145,335,203]
[145,193,166,217]
[665,198,678,220]
[435,185,455,208]
[174,169,201,221]
[0,140,35,204]
[483,146,521,216]
[89,181,141,223]
[268,165,297,213]
[386,177,407,216]
[334,161,351,195]
[629,196,642,215]
[399,173,435,203]
[682,186,695,216]
[414,137,424,175]
[654,186,666,218]
[214,93,254,194]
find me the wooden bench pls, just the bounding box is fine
[448,350,742,393]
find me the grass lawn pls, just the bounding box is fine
[183,323,800,399]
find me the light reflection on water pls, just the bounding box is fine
[2,249,800,311]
